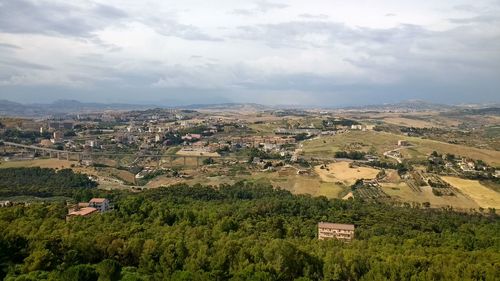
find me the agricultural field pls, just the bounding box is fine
[302,131,500,167]
[382,117,438,128]
[145,164,348,199]
[175,150,220,157]
[0,158,75,169]
[247,122,282,135]
[315,162,379,186]
[380,183,480,210]
[441,176,500,209]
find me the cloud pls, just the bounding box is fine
[142,17,223,42]
[448,15,500,24]
[234,21,429,49]
[0,43,21,49]
[0,0,499,105]
[0,0,220,42]
[232,0,288,16]
[0,58,53,70]
[0,0,127,38]
[298,13,329,20]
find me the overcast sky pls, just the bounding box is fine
[0,0,499,106]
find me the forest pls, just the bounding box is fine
[0,181,498,281]
[0,168,97,198]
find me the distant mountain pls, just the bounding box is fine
[1,99,496,117]
[442,107,500,116]
[339,100,456,112]
[0,100,155,117]
[0,100,278,116]
[179,103,273,111]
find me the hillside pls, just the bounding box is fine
[0,183,498,280]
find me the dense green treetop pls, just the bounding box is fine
[0,181,498,280]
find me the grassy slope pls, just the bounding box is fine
[302,131,500,167]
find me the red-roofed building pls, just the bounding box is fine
[66,207,98,221]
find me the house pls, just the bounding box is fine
[318,222,355,241]
[66,207,98,220]
[155,134,162,143]
[365,155,379,162]
[88,198,110,212]
[52,131,64,143]
[182,134,202,141]
[398,140,409,146]
[351,125,362,130]
[85,140,99,148]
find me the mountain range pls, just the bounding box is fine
[0,99,498,117]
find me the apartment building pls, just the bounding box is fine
[318,222,355,241]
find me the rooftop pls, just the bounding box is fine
[318,222,355,231]
[68,207,98,216]
[89,198,108,203]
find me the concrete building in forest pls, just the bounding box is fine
[318,222,355,241]
[88,198,110,212]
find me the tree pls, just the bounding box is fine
[62,265,98,281]
[202,158,215,165]
[96,259,121,281]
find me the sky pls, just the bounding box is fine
[0,0,499,106]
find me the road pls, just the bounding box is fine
[383,145,415,164]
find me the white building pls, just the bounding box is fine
[88,198,110,212]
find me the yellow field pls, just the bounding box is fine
[289,178,344,198]
[441,176,500,209]
[315,162,379,186]
[380,183,480,209]
[383,117,438,128]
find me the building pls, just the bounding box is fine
[52,131,64,142]
[155,134,162,143]
[351,125,363,130]
[398,140,409,146]
[86,140,99,148]
[88,198,110,212]
[66,207,98,220]
[182,133,202,141]
[48,121,74,130]
[318,222,355,241]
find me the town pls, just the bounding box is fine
[1,104,499,215]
